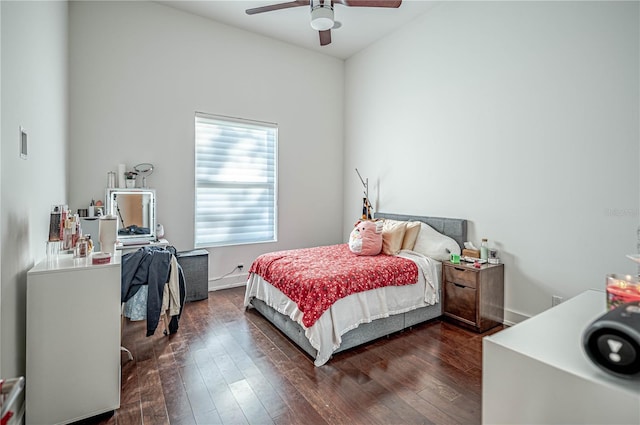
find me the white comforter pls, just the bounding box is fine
[243,250,441,366]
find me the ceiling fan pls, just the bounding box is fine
[246,0,402,46]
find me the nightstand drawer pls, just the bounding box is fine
[444,281,476,323]
[444,265,477,289]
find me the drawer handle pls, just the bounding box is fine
[454,283,467,289]
[454,267,466,272]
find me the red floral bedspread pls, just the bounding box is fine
[249,244,418,327]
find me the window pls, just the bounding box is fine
[194,113,278,248]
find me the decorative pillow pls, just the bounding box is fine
[349,220,383,256]
[381,219,407,255]
[401,221,421,251]
[412,222,461,261]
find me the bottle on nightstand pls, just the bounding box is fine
[480,238,489,260]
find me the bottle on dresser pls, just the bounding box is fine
[480,238,489,261]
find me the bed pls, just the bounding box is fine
[243,212,467,366]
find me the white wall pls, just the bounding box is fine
[1,0,3,374]
[1,1,68,378]
[344,1,639,322]
[68,1,344,289]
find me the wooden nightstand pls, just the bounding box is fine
[442,261,504,332]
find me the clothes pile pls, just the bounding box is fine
[121,246,186,336]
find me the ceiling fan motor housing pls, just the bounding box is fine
[245,0,403,46]
[310,3,334,31]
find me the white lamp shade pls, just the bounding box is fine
[310,7,334,31]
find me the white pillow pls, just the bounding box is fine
[412,222,461,261]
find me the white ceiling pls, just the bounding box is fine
[158,0,439,59]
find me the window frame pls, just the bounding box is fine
[194,112,278,248]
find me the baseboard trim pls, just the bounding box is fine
[208,273,247,292]
[503,308,530,326]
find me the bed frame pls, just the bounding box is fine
[249,212,467,362]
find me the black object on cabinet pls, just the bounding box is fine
[583,301,640,378]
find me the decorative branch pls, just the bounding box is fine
[355,168,372,219]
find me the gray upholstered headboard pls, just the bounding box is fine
[374,212,467,250]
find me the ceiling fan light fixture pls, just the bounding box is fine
[310,6,334,31]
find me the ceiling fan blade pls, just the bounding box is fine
[333,0,401,7]
[319,29,331,46]
[246,1,309,15]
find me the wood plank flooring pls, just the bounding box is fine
[86,286,502,425]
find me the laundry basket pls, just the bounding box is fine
[176,249,209,302]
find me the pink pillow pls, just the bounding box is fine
[349,220,383,256]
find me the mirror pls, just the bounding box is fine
[105,188,156,241]
[134,162,154,188]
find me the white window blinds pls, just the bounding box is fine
[194,113,278,248]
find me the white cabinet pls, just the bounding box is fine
[483,289,640,425]
[26,254,121,425]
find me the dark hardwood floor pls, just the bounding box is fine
[89,286,502,425]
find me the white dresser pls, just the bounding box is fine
[26,253,121,425]
[483,289,640,425]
